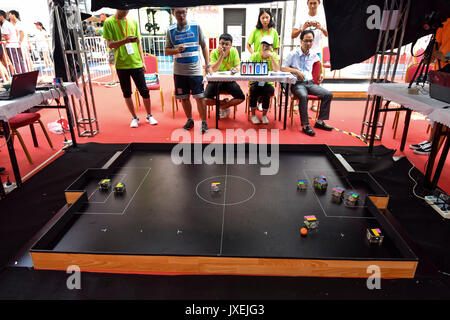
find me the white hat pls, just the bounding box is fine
[260,35,273,45]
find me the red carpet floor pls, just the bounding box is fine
[1,74,448,194]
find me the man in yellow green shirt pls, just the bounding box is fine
[248,35,280,124]
[103,9,158,128]
[204,33,245,119]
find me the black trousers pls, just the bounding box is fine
[249,82,274,110]
[116,67,150,99]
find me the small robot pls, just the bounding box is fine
[211,182,221,193]
[314,175,328,192]
[345,192,359,206]
[99,179,111,191]
[114,182,126,195]
[367,228,384,245]
[314,179,328,192]
[297,179,308,191]
[314,175,327,184]
[304,215,319,229]
[331,187,345,203]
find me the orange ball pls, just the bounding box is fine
[300,227,308,236]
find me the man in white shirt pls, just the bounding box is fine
[7,11,24,44]
[0,10,25,74]
[291,0,328,57]
[281,30,333,137]
[8,10,27,73]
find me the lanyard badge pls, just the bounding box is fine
[115,16,135,55]
[115,16,128,37]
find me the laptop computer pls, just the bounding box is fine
[0,70,39,100]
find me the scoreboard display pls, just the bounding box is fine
[240,62,269,76]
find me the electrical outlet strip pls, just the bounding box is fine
[425,195,450,219]
[3,182,17,194]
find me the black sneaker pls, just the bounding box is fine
[409,140,430,150]
[183,118,194,130]
[413,144,432,155]
[201,121,208,134]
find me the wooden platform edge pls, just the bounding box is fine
[65,192,84,205]
[331,92,367,99]
[31,252,417,279]
[369,195,390,210]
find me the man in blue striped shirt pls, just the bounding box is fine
[281,30,333,136]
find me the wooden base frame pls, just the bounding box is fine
[30,143,418,279]
[31,252,417,278]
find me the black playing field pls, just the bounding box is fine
[30,143,417,278]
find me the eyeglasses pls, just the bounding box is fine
[174,11,187,16]
[302,39,314,43]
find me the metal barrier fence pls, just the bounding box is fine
[81,35,174,84]
[82,36,112,82]
[141,35,174,73]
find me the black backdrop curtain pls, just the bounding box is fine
[91,0,450,70]
[323,0,450,70]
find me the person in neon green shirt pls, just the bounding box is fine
[248,35,280,125]
[204,33,245,119]
[246,9,280,54]
[103,9,157,128]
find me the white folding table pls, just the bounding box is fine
[0,83,82,189]
[206,71,297,129]
[367,82,450,188]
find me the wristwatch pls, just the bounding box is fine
[206,64,211,68]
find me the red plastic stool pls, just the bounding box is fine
[8,113,53,164]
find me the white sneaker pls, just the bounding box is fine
[146,115,158,125]
[219,109,226,119]
[251,115,261,124]
[413,144,432,155]
[130,118,139,128]
[409,140,430,150]
[105,82,117,87]
[261,115,269,124]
